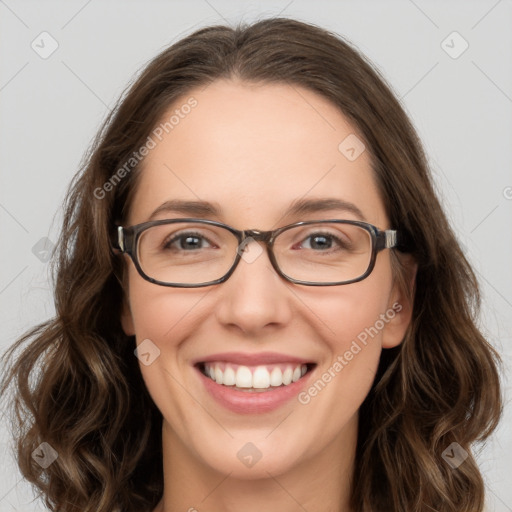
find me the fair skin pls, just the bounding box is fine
[120,79,414,512]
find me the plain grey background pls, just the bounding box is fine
[1,1,511,510]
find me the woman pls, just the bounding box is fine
[1,17,502,512]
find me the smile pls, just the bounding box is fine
[199,362,312,392]
[194,352,317,413]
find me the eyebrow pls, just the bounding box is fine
[147,197,366,222]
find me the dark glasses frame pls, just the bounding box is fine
[114,218,402,288]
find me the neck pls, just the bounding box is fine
[155,416,358,512]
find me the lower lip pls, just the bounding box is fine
[196,366,314,414]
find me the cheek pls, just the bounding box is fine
[304,255,394,350]
[124,266,200,376]
[301,257,394,399]
[290,268,394,455]
[311,285,388,396]
[126,259,203,343]
[126,281,207,425]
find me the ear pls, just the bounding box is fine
[382,253,418,349]
[121,296,135,336]
[119,269,135,337]
[117,255,136,336]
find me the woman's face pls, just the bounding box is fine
[121,79,412,479]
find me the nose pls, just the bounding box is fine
[213,237,293,335]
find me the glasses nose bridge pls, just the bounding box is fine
[240,228,274,250]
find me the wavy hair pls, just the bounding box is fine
[1,17,502,512]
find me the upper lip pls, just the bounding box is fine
[193,351,314,366]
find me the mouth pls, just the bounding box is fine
[196,361,316,393]
[193,353,317,414]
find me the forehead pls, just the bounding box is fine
[127,79,387,228]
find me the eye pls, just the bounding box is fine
[295,231,351,252]
[163,231,216,251]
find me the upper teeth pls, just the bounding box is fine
[204,362,308,389]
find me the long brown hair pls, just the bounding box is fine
[1,17,502,512]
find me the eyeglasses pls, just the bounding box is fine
[114,218,400,287]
